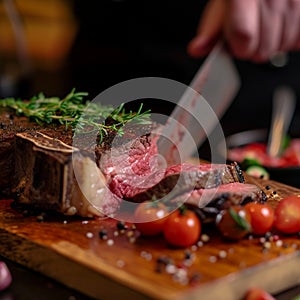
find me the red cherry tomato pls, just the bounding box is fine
[282,140,300,166]
[134,202,168,236]
[216,206,252,241]
[244,287,275,300]
[245,143,266,153]
[163,208,201,248]
[244,203,274,235]
[273,195,300,234]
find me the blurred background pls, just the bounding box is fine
[1,0,300,141]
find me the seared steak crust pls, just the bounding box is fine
[184,182,267,223]
[0,108,72,199]
[184,182,267,208]
[0,107,266,218]
[127,163,244,203]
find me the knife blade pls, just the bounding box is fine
[157,41,240,165]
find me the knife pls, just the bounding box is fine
[157,41,241,165]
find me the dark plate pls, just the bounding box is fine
[224,129,300,188]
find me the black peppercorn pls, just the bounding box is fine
[99,229,108,239]
[116,221,127,231]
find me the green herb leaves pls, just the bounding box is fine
[0,89,151,142]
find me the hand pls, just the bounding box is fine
[187,0,300,62]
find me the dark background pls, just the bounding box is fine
[69,0,300,138]
[2,0,300,140]
[71,0,300,163]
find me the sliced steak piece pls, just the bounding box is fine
[178,182,267,223]
[97,122,163,199]
[181,182,267,208]
[97,122,161,176]
[126,162,244,202]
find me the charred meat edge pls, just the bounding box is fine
[128,162,245,203]
[13,132,108,218]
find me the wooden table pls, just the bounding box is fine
[0,177,300,300]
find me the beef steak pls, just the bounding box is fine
[0,106,266,218]
[0,108,72,199]
[124,162,244,202]
[13,131,118,217]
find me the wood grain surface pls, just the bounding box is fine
[0,177,300,300]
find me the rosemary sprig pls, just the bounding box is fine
[0,88,151,141]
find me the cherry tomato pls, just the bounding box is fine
[163,208,201,248]
[282,139,300,166]
[273,195,300,234]
[244,287,275,300]
[134,202,168,236]
[245,143,267,153]
[216,206,252,241]
[244,203,274,235]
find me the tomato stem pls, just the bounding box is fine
[179,205,187,215]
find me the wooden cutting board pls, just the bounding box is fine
[1,177,300,300]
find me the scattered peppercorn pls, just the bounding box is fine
[128,237,136,243]
[155,256,172,273]
[166,264,177,274]
[209,256,217,263]
[191,245,198,252]
[117,221,127,231]
[201,234,210,242]
[218,250,227,259]
[36,213,47,222]
[291,243,298,249]
[126,231,134,238]
[86,232,94,239]
[264,232,272,241]
[263,241,271,249]
[259,237,266,244]
[116,260,125,268]
[107,239,114,246]
[184,250,192,260]
[155,263,164,273]
[189,272,201,286]
[99,229,108,240]
[36,215,44,222]
[156,256,172,266]
[197,241,204,247]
